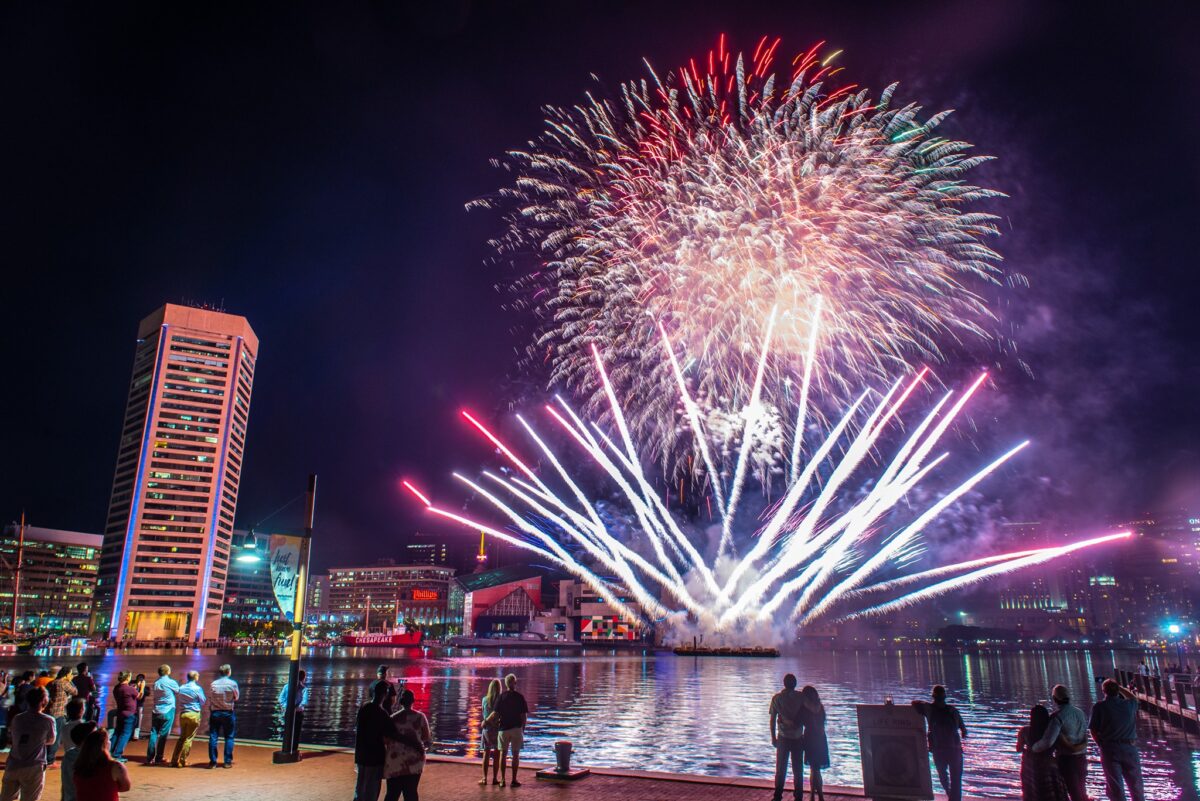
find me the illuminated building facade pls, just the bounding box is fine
[404,542,449,566]
[554,579,646,641]
[220,530,284,633]
[0,525,101,634]
[455,565,562,638]
[1110,511,1200,639]
[326,562,461,637]
[306,573,329,624]
[94,304,258,642]
[962,514,1199,643]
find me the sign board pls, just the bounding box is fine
[269,534,305,622]
[412,588,439,601]
[856,704,933,800]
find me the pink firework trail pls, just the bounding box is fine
[403,323,1126,641]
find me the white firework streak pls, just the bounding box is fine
[404,343,1127,639]
[471,37,1011,474]
[838,531,1132,620]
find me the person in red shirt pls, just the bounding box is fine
[73,728,132,801]
[108,673,140,762]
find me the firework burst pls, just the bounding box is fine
[471,35,1009,475]
[405,324,1128,641]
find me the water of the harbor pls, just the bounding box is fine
[4,646,1196,800]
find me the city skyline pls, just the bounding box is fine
[2,3,1199,573]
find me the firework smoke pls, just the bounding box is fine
[405,323,1128,641]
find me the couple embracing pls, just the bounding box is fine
[769,673,829,801]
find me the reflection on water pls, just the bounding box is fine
[4,647,1195,800]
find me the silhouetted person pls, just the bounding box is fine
[382,689,432,801]
[72,728,132,801]
[146,665,178,765]
[1,686,55,801]
[47,666,78,765]
[278,669,309,752]
[479,679,502,786]
[71,665,97,723]
[107,673,138,762]
[1016,705,1066,801]
[769,673,805,801]
[1031,685,1087,801]
[494,674,528,788]
[371,666,396,714]
[169,671,205,768]
[356,680,419,801]
[801,686,829,801]
[61,721,97,801]
[1090,679,1144,801]
[912,685,967,801]
[207,664,239,768]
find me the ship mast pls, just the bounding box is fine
[10,511,25,636]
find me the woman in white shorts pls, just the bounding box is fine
[479,679,501,785]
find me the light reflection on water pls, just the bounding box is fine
[4,647,1195,800]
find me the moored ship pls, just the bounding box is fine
[339,625,423,647]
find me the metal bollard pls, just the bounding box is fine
[554,740,574,773]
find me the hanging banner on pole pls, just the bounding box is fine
[270,534,305,622]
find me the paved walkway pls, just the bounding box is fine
[29,742,872,801]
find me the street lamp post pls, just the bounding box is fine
[273,474,316,764]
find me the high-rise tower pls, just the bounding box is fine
[94,304,258,641]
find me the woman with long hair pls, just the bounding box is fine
[800,685,829,801]
[73,728,131,801]
[479,679,502,785]
[1016,705,1066,801]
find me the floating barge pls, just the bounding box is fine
[672,644,780,657]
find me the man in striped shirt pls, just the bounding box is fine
[207,665,240,768]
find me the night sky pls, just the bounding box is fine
[3,2,1199,573]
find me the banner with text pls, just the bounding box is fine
[269,534,304,622]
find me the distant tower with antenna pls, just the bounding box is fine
[473,531,488,573]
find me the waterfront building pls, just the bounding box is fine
[550,579,646,641]
[93,303,259,642]
[306,573,330,624]
[455,565,561,638]
[220,530,284,635]
[327,561,461,637]
[404,541,449,566]
[1111,510,1200,640]
[0,525,102,634]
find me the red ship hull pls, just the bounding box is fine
[339,631,423,647]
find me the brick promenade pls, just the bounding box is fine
[26,742,879,801]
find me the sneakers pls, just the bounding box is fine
[223,763,233,769]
